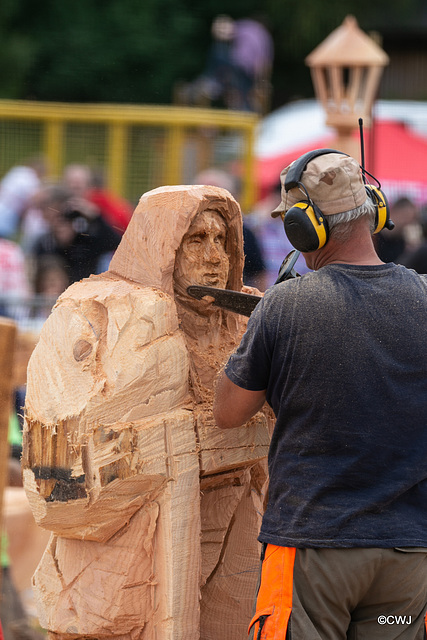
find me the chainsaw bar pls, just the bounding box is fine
[187,286,262,317]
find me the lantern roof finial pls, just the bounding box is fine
[306,15,389,67]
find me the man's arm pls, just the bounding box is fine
[213,369,266,429]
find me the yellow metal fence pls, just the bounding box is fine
[0,100,258,211]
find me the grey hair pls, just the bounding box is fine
[327,198,377,242]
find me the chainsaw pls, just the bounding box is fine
[187,250,301,317]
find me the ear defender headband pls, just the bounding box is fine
[282,148,394,253]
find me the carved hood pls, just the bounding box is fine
[108,184,244,296]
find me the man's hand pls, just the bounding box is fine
[213,369,266,429]
[241,284,264,297]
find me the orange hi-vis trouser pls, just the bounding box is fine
[248,545,295,640]
[248,544,427,640]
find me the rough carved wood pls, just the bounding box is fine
[22,185,272,640]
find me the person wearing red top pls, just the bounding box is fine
[62,164,133,234]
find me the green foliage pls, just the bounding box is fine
[0,0,35,98]
[267,0,424,104]
[0,0,424,106]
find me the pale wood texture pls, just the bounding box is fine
[200,464,267,639]
[33,411,200,640]
[22,185,272,640]
[306,16,389,133]
[305,15,389,67]
[12,330,40,389]
[3,487,50,596]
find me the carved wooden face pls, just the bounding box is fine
[174,209,230,309]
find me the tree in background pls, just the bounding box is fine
[0,0,424,108]
[267,0,427,105]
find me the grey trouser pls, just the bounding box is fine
[249,545,427,640]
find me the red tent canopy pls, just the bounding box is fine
[257,120,427,204]
[256,134,334,196]
[364,121,427,183]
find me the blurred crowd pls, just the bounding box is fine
[0,158,133,330]
[2,158,427,332]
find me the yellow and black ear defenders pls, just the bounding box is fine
[282,148,394,253]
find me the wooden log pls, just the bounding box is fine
[33,410,201,640]
[200,465,267,640]
[3,487,50,598]
[22,185,272,640]
[23,282,191,541]
[12,330,40,389]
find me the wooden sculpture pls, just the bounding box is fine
[22,185,272,640]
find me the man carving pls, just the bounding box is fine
[22,185,271,640]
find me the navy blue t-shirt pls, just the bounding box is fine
[225,263,427,548]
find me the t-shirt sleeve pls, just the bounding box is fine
[224,298,271,391]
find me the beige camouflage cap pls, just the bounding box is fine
[271,152,367,218]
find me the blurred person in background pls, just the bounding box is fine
[33,254,69,300]
[20,187,51,255]
[375,196,421,264]
[0,158,46,241]
[180,15,237,108]
[403,203,427,273]
[245,181,311,288]
[31,184,121,285]
[62,163,133,234]
[180,14,273,113]
[0,237,31,321]
[230,15,274,112]
[31,254,69,322]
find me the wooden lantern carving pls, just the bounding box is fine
[306,16,389,138]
